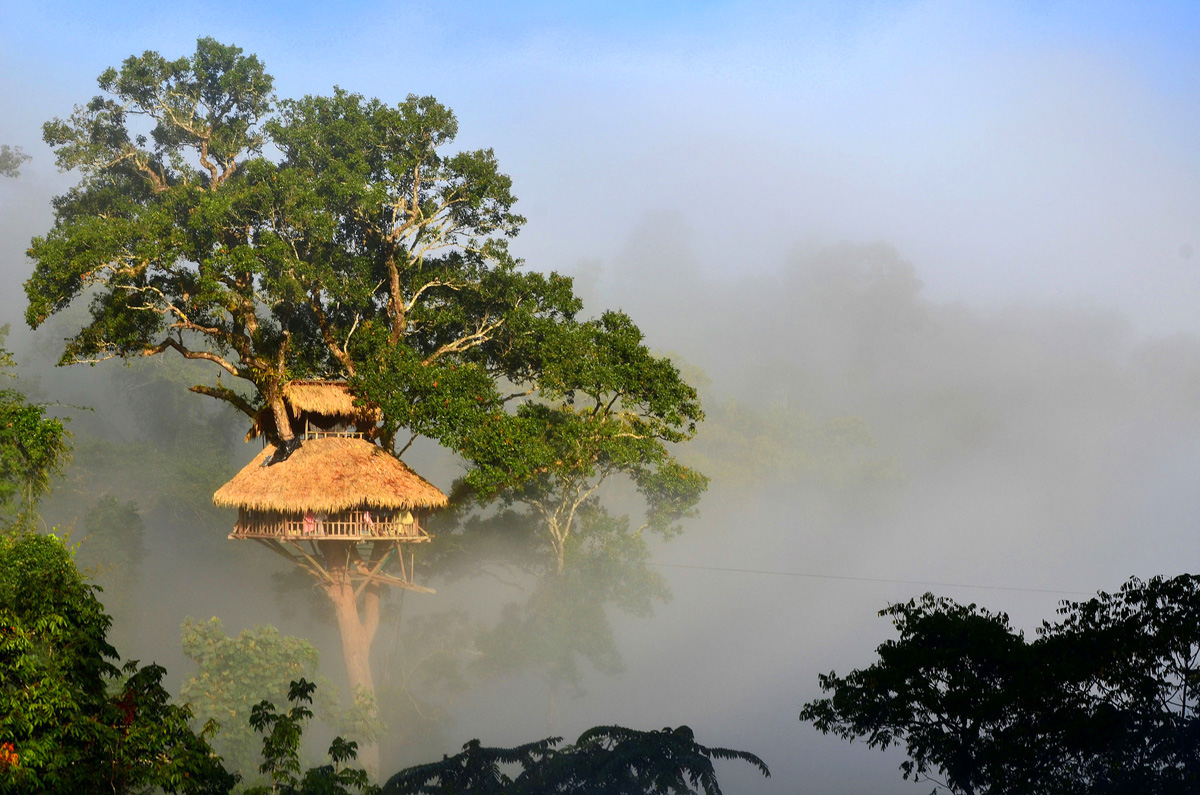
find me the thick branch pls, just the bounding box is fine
[188,383,257,418]
[502,386,538,403]
[143,336,240,377]
[307,289,357,375]
[387,251,405,343]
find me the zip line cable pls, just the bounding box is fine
[648,562,1093,597]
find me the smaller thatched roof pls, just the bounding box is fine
[213,437,448,514]
[283,380,380,420]
[245,380,381,442]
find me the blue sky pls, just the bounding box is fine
[4,1,1199,338]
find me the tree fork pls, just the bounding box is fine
[264,384,295,442]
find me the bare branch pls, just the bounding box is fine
[189,383,257,418]
[502,386,538,403]
[421,315,505,366]
[143,336,240,377]
[403,279,464,314]
[396,432,419,458]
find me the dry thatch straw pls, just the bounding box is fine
[283,380,380,420]
[214,437,448,514]
[245,380,381,441]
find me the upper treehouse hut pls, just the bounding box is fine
[213,380,448,593]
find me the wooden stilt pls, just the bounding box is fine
[354,544,395,600]
[285,540,334,582]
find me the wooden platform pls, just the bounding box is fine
[229,508,431,541]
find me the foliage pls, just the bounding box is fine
[382,724,768,795]
[27,36,706,552]
[522,725,770,795]
[26,37,557,437]
[0,326,70,523]
[0,531,234,793]
[458,505,667,694]
[0,144,29,178]
[27,37,708,767]
[243,678,379,795]
[800,575,1200,794]
[397,310,707,574]
[180,617,324,778]
[180,617,383,780]
[383,737,556,795]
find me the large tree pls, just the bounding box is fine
[26,37,706,767]
[800,575,1200,794]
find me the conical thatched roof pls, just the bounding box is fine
[213,437,448,514]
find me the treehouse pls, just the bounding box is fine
[213,380,448,592]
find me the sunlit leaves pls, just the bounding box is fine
[0,532,234,793]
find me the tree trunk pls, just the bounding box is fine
[327,577,376,692]
[268,390,294,442]
[323,549,380,776]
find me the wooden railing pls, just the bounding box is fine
[233,509,428,540]
[300,429,364,441]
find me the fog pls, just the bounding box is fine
[3,2,1200,792]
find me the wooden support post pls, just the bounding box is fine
[284,540,334,582]
[354,544,395,600]
[254,539,327,582]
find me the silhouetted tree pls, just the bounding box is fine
[244,679,377,795]
[801,575,1200,794]
[382,724,768,795]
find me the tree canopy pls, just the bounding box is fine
[26,35,705,560]
[0,528,763,794]
[800,575,1200,794]
[180,617,325,780]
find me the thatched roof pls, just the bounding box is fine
[213,437,448,514]
[283,380,380,420]
[245,380,380,442]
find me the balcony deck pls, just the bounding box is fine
[230,509,431,541]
